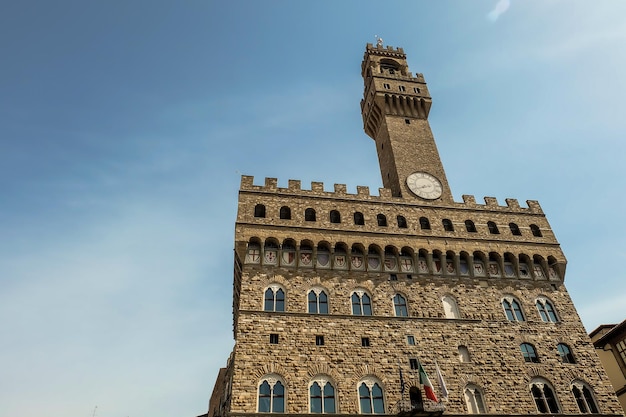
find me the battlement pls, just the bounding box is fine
[240,175,544,214]
[365,43,406,57]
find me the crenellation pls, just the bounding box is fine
[239,176,551,217]
[356,185,370,196]
[334,183,347,194]
[311,181,324,192]
[484,196,499,206]
[462,195,477,205]
[240,175,254,188]
[265,177,277,189]
[506,198,520,209]
[526,200,544,213]
[288,179,301,190]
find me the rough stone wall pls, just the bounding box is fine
[229,266,621,415]
[223,185,623,416]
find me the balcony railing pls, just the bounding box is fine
[393,399,445,416]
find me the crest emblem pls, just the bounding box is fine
[282,251,295,264]
[301,253,312,265]
[400,258,413,272]
[368,257,380,270]
[351,256,363,269]
[317,253,330,267]
[384,257,397,271]
[264,250,277,264]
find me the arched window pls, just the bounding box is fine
[308,290,329,314]
[458,346,471,363]
[536,298,558,322]
[377,214,387,227]
[465,220,477,232]
[419,217,430,230]
[442,219,454,232]
[557,343,576,364]
[352,291,372,316]
[354,212,365,225]
[310,379,336,413]
[520,343,539,363]
[358,380,385,414]
[530,224,543,237]
[397,215,407,228]
[264,286,285,312]
[572,381,599,414]
[254,204,266,218]
[305,208,316,222]
[393,294,408,317]
[509,222,521,236]
[502,298,525,321]
[487,221,499,234]
[442,295,460,319]
[279,206,291,220]
[464,384,486,414]
[330,210,341,224]
[258,377,285,413]
[530,378,560,413]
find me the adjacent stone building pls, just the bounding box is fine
[207,43,624,417]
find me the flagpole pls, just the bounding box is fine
[434,359,448,403]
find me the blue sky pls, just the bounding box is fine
[2,1,626,416]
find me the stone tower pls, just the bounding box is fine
[361,44,452,202]
[207,44,623,417]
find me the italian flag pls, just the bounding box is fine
[418,361,438,402]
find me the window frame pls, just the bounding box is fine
[502,297,525,322]
[264,286,286,312]
[310,378,336,414]
[258,376,286,413]
[520,343,540,363]
[557,343,576,364]
[572,381,599,414]
[464,384,487,414]
[351,291,373,316]
[308,289,329,314]
[254,204,266,218]
[530,378,560,414]
[358,379,385,414]
[536,298,559,323]
[279,206,291,220]
[393,293,408,317]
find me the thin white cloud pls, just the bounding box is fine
[487,0,511,21]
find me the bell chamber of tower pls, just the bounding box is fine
[361,43,453,203]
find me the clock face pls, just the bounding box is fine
[406,172,442,199]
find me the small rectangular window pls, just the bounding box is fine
[269,334,279,344]
[409,358,419,370]
[405,119,410,124]
[399,85,406,92]
[383,83,391,89]
[414,87,421,93]
[407,335,415,345]
[406,274,413,280]
[361,337,370,347]
[316,335,325,346]
[389,274,397,281]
